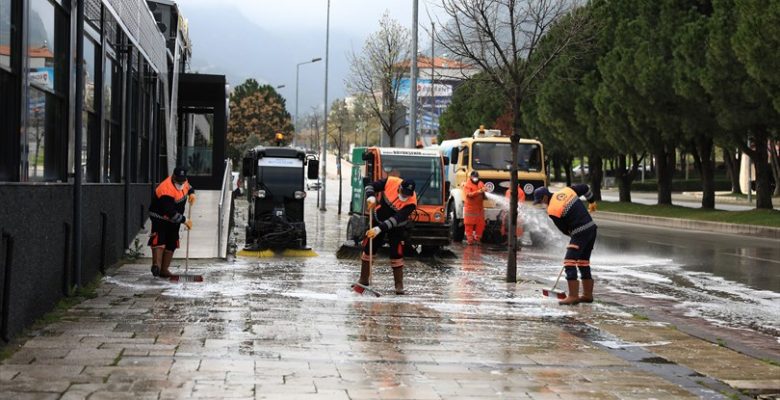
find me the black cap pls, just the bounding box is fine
[172,167,187,183]
[400,179,416,196]
[533,186,551,204]
[470,170,479,178]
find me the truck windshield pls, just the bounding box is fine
[380,155,442,205]
[258,166,302,199]
[472,143,542,172]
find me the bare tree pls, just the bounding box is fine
[436,0,590,282]
[346,12,411,147]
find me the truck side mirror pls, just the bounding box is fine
[362,152,374,162]
[450,148,459,164]
[445,181,451,195]
[307,159,319,180]
[242,157,253,177]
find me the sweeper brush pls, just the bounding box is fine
[237,248,318,258]
[542,266,567,300]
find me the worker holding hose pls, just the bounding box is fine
[354,176,417,295]
[463,171,486,245]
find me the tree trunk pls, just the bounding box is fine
[563,157,573,187]
[722,146,741,194]
[506,104,521,283]
[741,130,773,209]
[770,139,780,196]
[553,156,562,181]
[692,137,715,209]
[615,154,632,202]
[589,154,603,201]
[655,144,675,205]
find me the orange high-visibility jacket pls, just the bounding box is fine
[463,179,485,224]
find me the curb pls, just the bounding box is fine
[594,211,780,240]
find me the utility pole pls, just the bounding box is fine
[337,124,343,215]
[409,0,419,149]
[430,21,435,143]
[320,0,330,211]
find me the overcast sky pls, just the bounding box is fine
[177,0,445,116]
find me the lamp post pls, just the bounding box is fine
[320,0,331,211]
[295,58,322,135]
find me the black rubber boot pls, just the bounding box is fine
[393,266,404,295]
[580,279,594,303]
[358,259,371,286]
[150,265,160,277]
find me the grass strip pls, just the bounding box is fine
[598,201,780,228]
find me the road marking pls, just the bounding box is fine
[721,252,780,264]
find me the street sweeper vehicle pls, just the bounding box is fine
[439,127,547,244]
[239,146,319,257]
[339,147,452,258]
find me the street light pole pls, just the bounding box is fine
[320,0,330,211]
[409,0,419,149]
[295,57,322,137]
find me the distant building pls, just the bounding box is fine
[398,56,478,147]
[0,0,227,342]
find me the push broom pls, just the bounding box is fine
[351,209,380,297]
[541,266,567,300]
[170,199,203,283]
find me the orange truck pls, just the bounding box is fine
[346,147,451,256]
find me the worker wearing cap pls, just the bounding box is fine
[356,176,417,295]
[463,171,486,245]
[148,167,196,278]
[533,184,597,305]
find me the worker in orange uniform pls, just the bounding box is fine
[533,184,597,305]
[501,186,526,243]
[463,171,486,245]
[148,167,195,278]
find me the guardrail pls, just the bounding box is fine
[217,158,233,258]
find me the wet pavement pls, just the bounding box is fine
[1,176,779,399]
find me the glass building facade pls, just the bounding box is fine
[0,0,175,184]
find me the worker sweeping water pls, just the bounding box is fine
[148,167,195,278]
[533,184,597,305]
[353,176,417,295]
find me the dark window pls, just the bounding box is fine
[24,0,68,182]
[83,35,101,182]
[0,0,10,70]
[104,53,122,183]
[472,142,542,172]
[0,0,17,181]
[179,110,214,176]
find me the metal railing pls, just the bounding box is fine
[217,158,233,258]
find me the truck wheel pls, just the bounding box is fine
[420,245,439,257]
[448,204,464,242]
[346,218,362,245]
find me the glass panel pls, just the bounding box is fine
[377,155,443,205]
[28,0,57,92]
[472,143,542,172]
[0,0,10,70]
[102,57,112,181]
[83,36,95,111]
[26,87,49,180]
[180,113,213,176]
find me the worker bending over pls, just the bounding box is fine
[148,167,195,278]
[533,184,597,305]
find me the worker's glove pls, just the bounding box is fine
[365,226,381,239]
[188,194,196,205]
[588,202,597,214]
[184,220,193,230]
[366,196,377,210]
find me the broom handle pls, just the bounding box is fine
[551,266,565,291]
[185,201,192,275]
[368,210,372,273]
